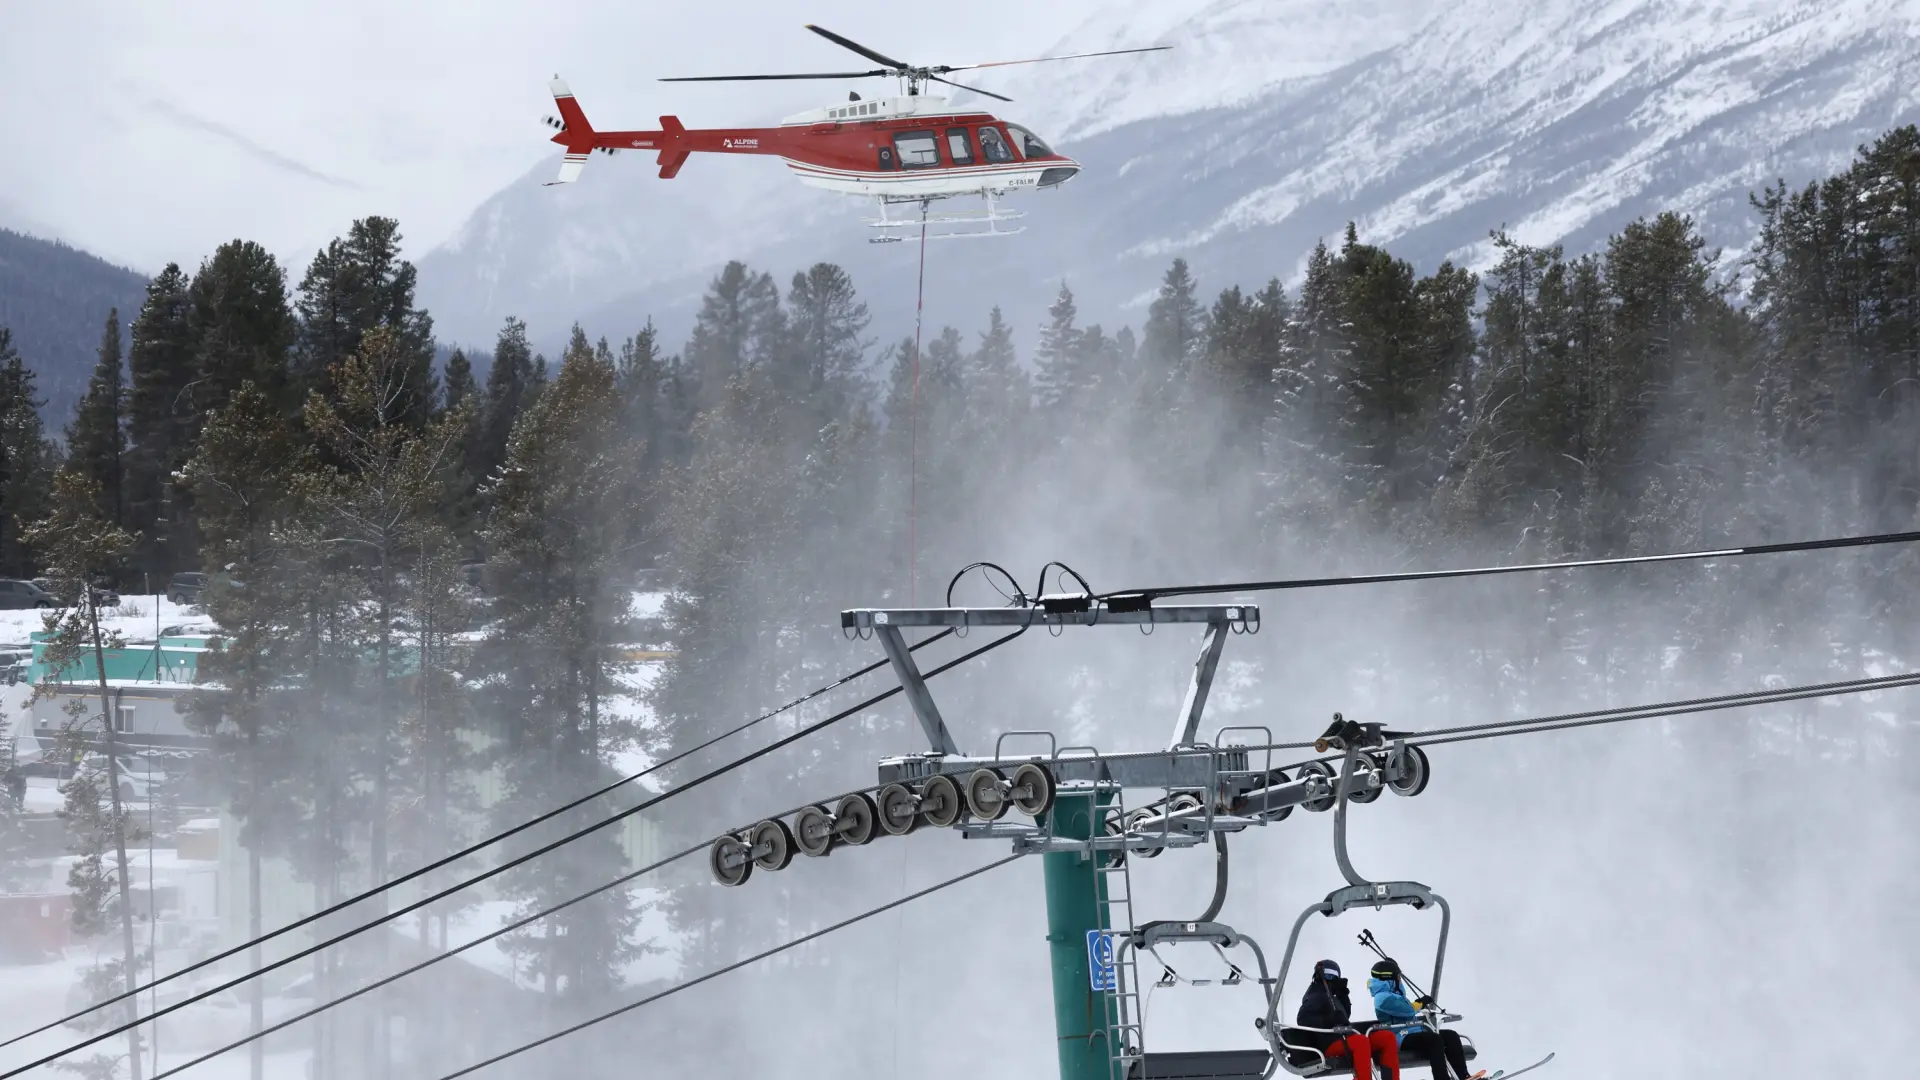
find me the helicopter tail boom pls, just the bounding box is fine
[547,79,708,181]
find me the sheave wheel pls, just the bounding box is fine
[793,804,836,857]
[748,818,795,872]
[917,774,964,827]
[1298,760,1338,812]
[710,834,753,887]
[834,792,880,846]
[1235,769,1293,821]
[1387,744,1431,797]
[964,768,1009,821]
[876,783,921,836]
[1103,809,1127,868]
[1346,755,1384,804]
[1009,763,1056,818]
[1124,807,1164,858]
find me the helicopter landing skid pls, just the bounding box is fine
[866,194,1025,240]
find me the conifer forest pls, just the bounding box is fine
[2,120,1919,1080]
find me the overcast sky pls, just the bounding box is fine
[1,1,1108,276]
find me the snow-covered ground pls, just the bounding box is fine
[0,594,218,651]
[0,950,314,1079]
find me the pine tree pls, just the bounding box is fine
[441,348,476,415]
[54,750,147,1080]
[301,327,473,950]
[1035,282,1083,417]
[481,331,645,1039]
[1203,280,1289,441]
[682,261,782,410]
[124,265,199,578]
[294,217,437,421]
[470,317,536,492]
[28,468,144,1080]
[0,331,56,577]
[785,262,871,420]
[65,310,128,532]
[179,383,310,1080]
[0,710,29,893]
[191,240,297,412]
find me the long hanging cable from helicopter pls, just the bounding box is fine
[11,531,1920,1078]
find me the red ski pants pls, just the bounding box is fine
[1326,1029,1401,1080]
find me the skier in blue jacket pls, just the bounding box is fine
[1369,958,1480,1080]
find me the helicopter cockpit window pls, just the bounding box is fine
[977,125,1014,163]
[893,130,941,169]
[1006,124,1052,159]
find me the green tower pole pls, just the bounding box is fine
[1042,788,1114,1080]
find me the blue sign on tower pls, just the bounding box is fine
[1087,929,1117,991]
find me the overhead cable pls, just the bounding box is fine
[148,768,950,1077]
[1,628,954,1051]
[1098,528,1920,606]
[428,853,1025,1080]
[9,626,1025,1079]
[1407,670,1920,748]
[148,842,704,1080]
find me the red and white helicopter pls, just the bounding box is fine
[543,24,1168,240]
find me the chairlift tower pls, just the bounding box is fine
[707,597,1437,1080]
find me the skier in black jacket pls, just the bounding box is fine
[1288,960,1400,1080]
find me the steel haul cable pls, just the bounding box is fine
[1096,528,1920,606]
[197,668,1920,1076]
[428,853,1025,1080]
[0,628,952,1050]
[6,626,1025,1079]
[144,770,939,1078]
[1406,670,1920,748]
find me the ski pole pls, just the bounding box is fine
[1357,929,1433,1004]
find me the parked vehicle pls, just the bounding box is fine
[0,648,29,684]
[80,752,172,803]
[167,572,207,604]
[13,578,117,607]
[0,579,55,610]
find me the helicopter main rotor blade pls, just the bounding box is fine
[928,75,1012,103]
[804,24,912,71]
[937,44,1172,73]
[660,69,892,83]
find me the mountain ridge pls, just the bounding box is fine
[415,0,1920,355]
[0,228,149,429]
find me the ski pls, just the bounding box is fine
[1484,1052,1556,1080]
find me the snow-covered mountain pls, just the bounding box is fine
[417,0,1920,352]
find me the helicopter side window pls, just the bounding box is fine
[1006,124,1052,159]
[977,125,1014,164]
[893,130,941,169]
[946,127,974,165]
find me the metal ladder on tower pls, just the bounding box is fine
[1094,774,1145,1080]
